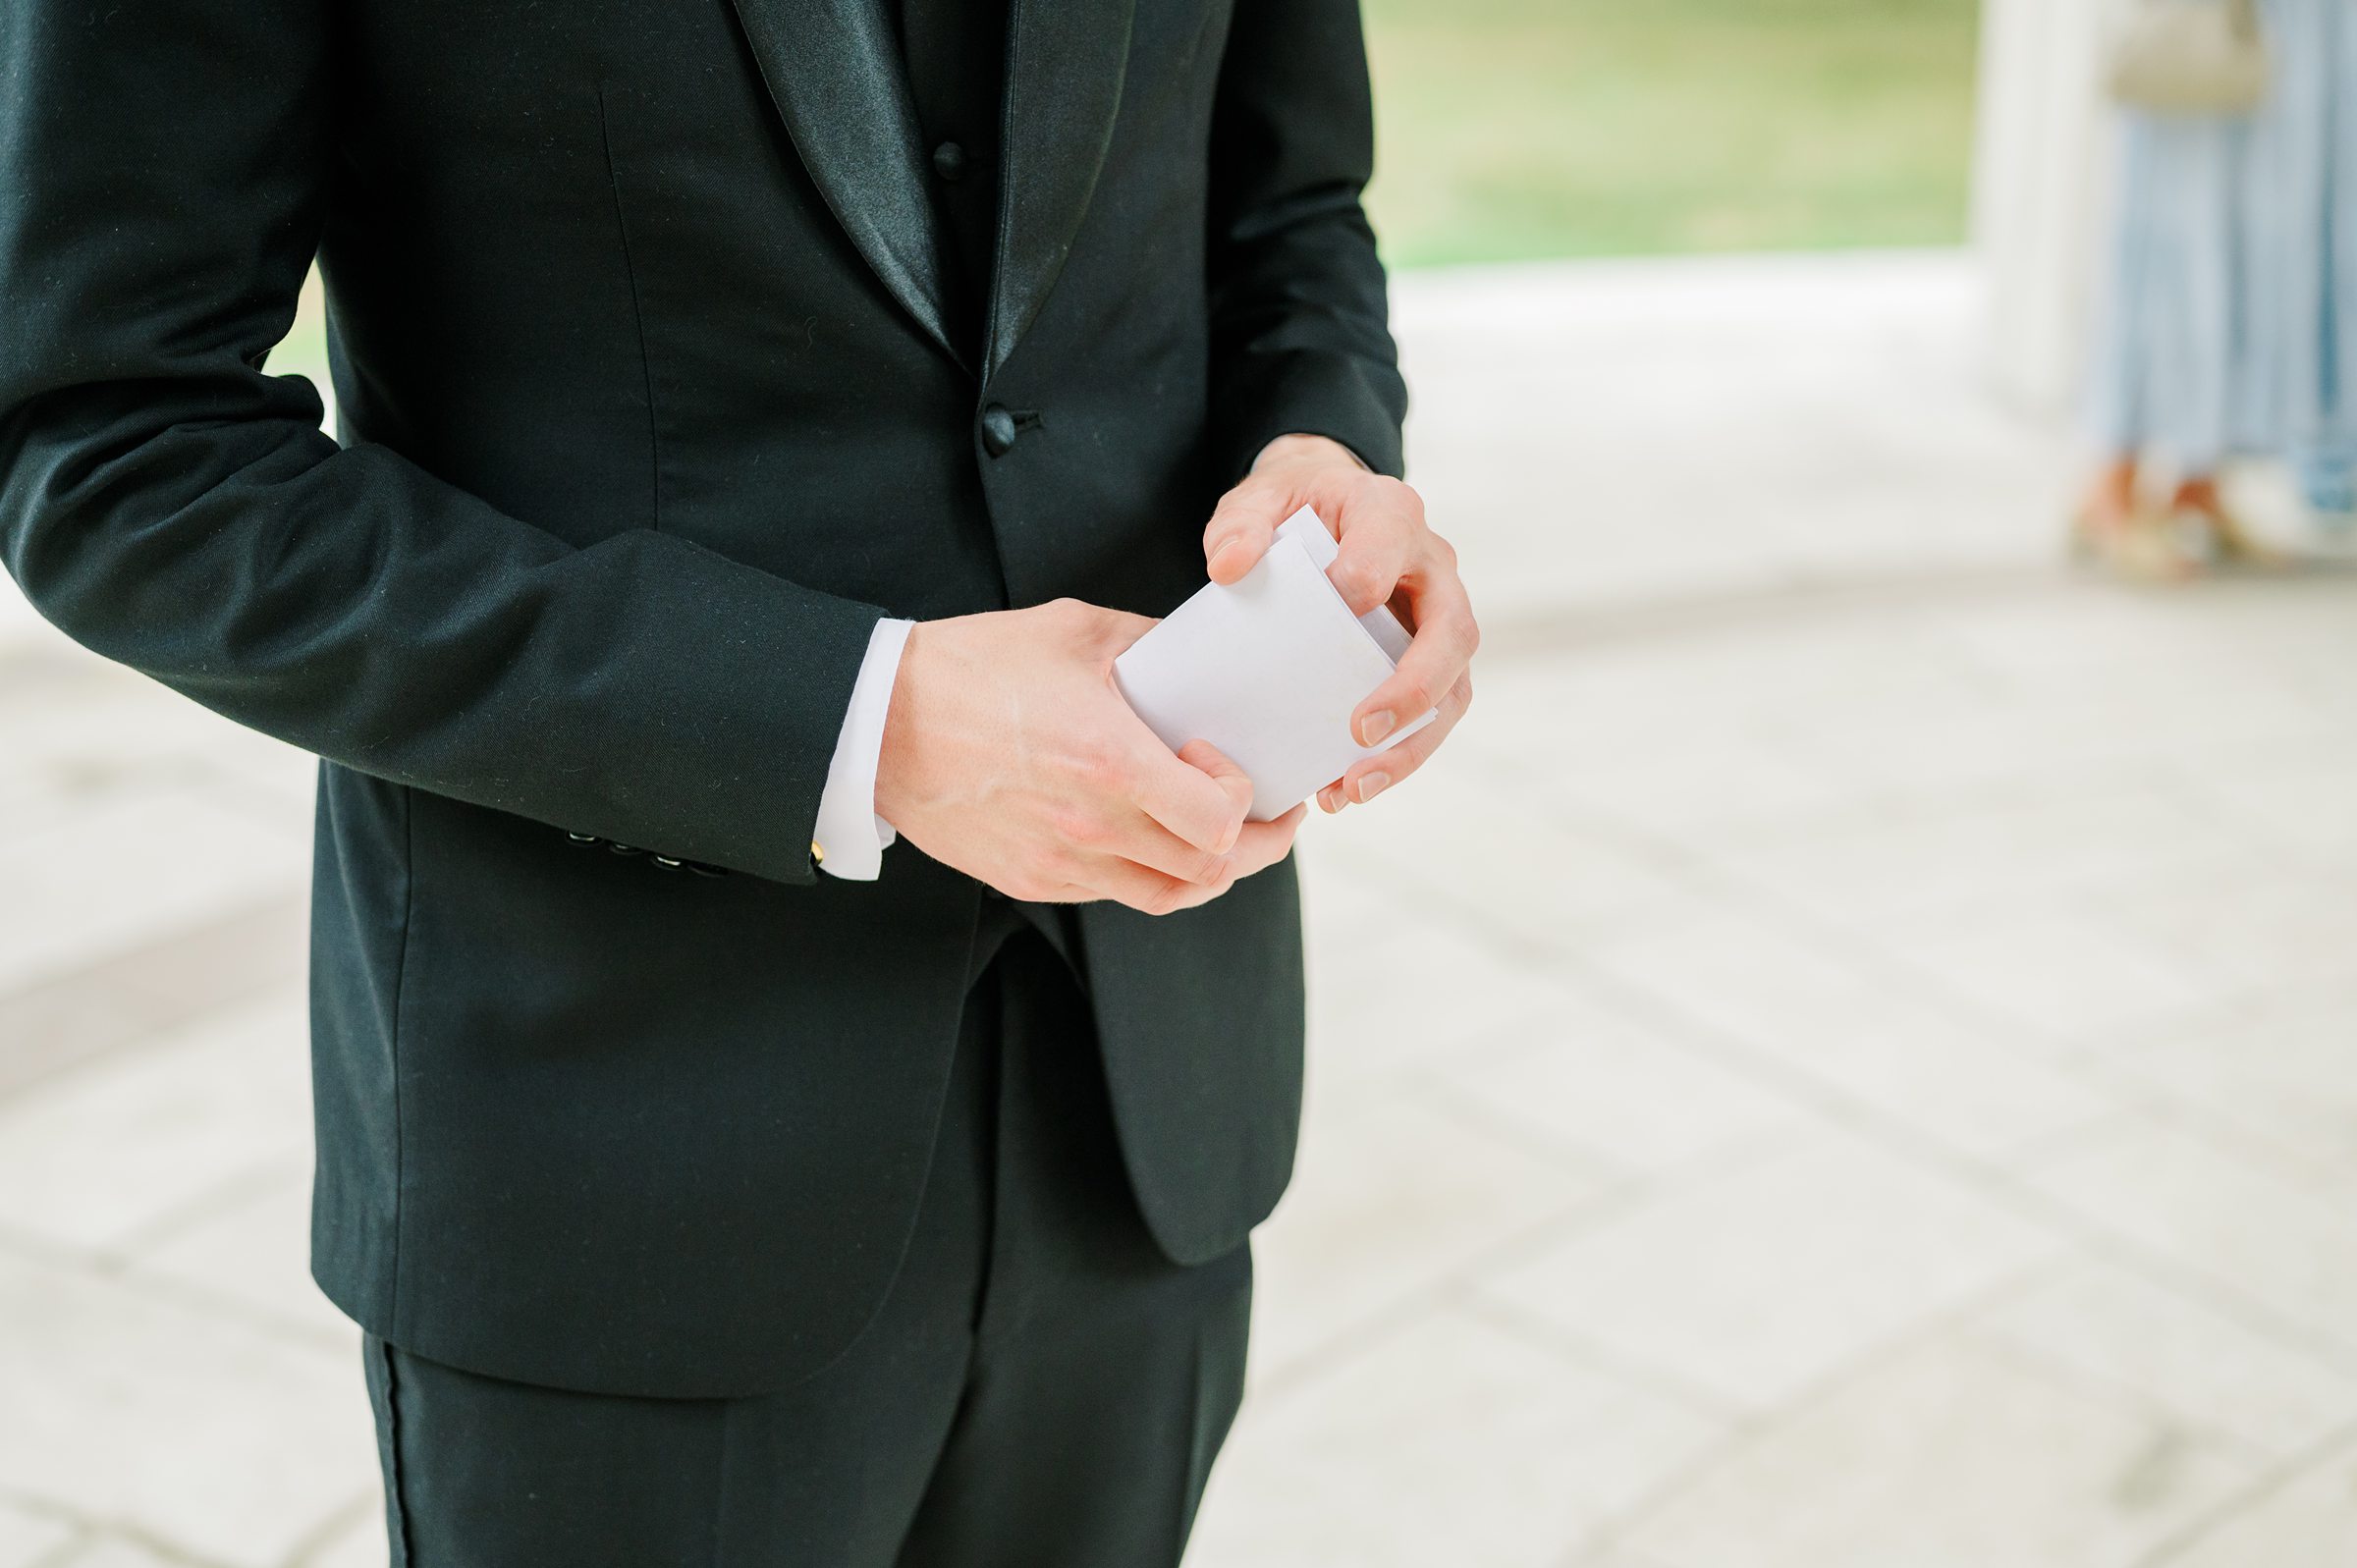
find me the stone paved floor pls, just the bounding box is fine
[7,252,2357,1567]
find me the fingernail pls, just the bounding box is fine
[1358,710,1396,746]
[1318,786,1343,813]
[1208,539,1245,576]
[1354,772,1392,803]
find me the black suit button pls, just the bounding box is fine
[566,832,602,847]
[932,141,968,183]
[979,404,1019,457]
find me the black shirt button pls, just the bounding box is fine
[979,404,1019,457]
[932,141,968,183]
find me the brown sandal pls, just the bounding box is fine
[2071,502,2198,583]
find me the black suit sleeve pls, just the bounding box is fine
[0,0,882,886]
[1204,0,1410,482]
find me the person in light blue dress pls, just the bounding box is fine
[2083,0,2355,574]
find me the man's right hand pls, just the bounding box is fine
[874,599,1308,915]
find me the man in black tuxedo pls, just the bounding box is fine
[0,0,1477,1560]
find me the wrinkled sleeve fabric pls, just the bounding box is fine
[1204,0,1410,484]
[0,0,883,886]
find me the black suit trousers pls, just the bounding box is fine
[361,907,1253,1567]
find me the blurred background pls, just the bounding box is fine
[7,1,2357,1565]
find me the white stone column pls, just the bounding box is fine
[1971,0,2120,417]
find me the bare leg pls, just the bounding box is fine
[2090,457,2141,523]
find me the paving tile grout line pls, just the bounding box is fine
[1243,1127,1798,1416]
[0,1218,355,1362]
[1681,790,2357,1273]
[1350,806,2357,1386]
[1398,696,2357,1381]
[1424,1062,1807,1222]
[1604,927,2357,1382]
[275,1488,381,1568]
[2003,834,2357,1196]
[0,892,307,1104]
[179,755,320,839]
[1962,1325,2289,1473]
[0,1485,241,1568]
[2128,1416,2357,1567]
[1417,1060,1651,1186]
[98,1159,305,1270]
[1453,1287,1752,1432]
[6,1491,92,1568]
[1556,1256,2073,1568]
[1477,562,2357,664]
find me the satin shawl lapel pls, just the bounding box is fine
[985,0,1137,380]
[730,0,965,370]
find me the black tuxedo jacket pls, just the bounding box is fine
[0,0,1405,1395]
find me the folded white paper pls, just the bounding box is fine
[1114,508,1437,821]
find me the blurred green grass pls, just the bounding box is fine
[278,0,1981,372]
[1363,0,1982,266]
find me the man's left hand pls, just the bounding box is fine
[1201,434,1478,811]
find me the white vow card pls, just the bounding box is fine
[1114,508,1438,821]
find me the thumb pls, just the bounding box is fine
[1203,484,1289,586]
[1177,739,1257,845]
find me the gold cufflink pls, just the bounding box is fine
[811,838,826,866]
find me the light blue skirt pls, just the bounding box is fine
[2092,0,2356,508]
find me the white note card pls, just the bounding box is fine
[1114,508,1437,821]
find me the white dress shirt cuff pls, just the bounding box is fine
[812,618,913,882]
